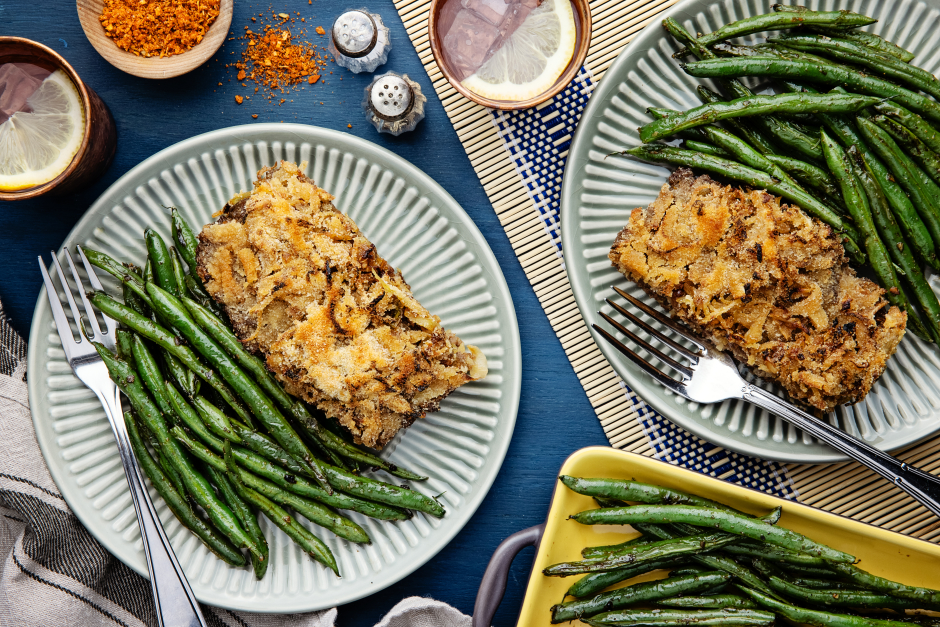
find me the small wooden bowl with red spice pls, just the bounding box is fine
[76,0,233,79]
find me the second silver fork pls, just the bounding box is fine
[39,247,207,627]
[594,285,940,519]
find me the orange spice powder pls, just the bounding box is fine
[99,0,220,58]
[227,13,330,104]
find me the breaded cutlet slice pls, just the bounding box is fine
[608,167,906,413]
[197,160,487,449]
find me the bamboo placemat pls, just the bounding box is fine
[392,0,940,541]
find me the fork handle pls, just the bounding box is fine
[744,384,940,518]
[100,388,207,627]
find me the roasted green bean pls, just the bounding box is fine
[638,93,877,143]
[634,523,780,598]
[857,117,940,264]
[129,335,174,415]
[875,115,940,187]
[849,147,940,343]
[565,560,684,599]
[161,349,199,398]
[227,466,338,574]
[771,34,940,99]
[683,57,940,124]
[582,535,650,559]
[543,533,739,576]
[551,572,731,623]
[764,153,841,202]
[125,411,246,566]
[738,585,913,627]
[145,229,180,299]
[766,574,922,610]
[170,208,199,271]
[659,595,757,609]
[83,248,152,306]
[831,562,940,608]
[225,444,370,544]
[169,247,188,298]
[560,477,743,513]
[228,443,410,521]
[95,343,265,561]
[205,464,268,579]
[677,9,876,52]
[90,291,254,423]
[874,101,940,155]
[191,395,240,443]
[583,607,776,627]
[808,29,915,62]
[146,283,331,490]
[572,505,854,563]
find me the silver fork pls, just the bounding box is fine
[594,285,940,518]
[39,247,207,627]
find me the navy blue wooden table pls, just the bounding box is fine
[2,1,607,624]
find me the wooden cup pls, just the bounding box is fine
[0,37,117,201]
[76,0,233,79]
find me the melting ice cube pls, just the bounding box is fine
[0,63,50,123]
[461,0,511,26]
[442,8,500,80]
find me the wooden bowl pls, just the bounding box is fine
[0,37,117,200]
[76,0,233,79]
[428,0,591,110]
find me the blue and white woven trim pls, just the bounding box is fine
[491,67,595,257]
[490,67,798,500]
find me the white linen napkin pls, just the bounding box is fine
[0,301,472,627]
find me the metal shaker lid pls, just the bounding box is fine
[362,72,426,135]
[369,74,413,121]
[331,10,378,58]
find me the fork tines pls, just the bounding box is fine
[592,286,702,389]
[38,246,116,358]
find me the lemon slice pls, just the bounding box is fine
[462,0,577,102]
[0,70,86,192]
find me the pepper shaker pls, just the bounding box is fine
[362,72,426,135]
[329,8,391,73]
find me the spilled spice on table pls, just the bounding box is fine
[99,0,220,58]
[227,11,332,106]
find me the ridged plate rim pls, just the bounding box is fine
[561,0,940,463]
[26,123,522,612]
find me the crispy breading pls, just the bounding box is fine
[197,161,487,449]
[609,168,906,413]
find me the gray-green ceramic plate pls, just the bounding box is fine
[28,124,521,612]
[561,0,940,463]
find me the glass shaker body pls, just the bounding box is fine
[329,8,391,73]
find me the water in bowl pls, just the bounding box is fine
[439,0,578,102]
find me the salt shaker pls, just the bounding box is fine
[361,72,426,135]
[329,8,391,73]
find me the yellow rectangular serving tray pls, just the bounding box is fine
[516,447,940,625]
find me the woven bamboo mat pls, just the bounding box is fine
[392,0,940,541]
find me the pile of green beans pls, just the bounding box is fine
[545,477,940,625]
[86,210,443,580]
[614,7,940,343]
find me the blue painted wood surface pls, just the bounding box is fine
[1,2,608,623]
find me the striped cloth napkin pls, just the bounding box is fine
[0,300,471,627]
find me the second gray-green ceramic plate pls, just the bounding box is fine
[28,124,521,611]
[561,0,940,462]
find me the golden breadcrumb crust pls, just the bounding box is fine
[609,168,906,413]
[197,161,487,449]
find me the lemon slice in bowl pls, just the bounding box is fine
[0,69,86,192]
[462,0,577,102]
